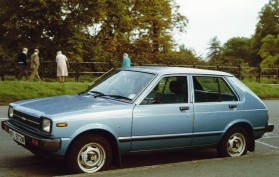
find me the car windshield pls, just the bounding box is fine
[88,70,156,102]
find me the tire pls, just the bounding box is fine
[66,133,112,174]
[217,127,249,157]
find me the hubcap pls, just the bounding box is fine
[78,143,106,173]
[227,133,246,156]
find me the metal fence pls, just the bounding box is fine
[0,57,278,82]
[0,57,114,82]
[140,63,279,82]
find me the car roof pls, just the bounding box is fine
[122,66,233,77]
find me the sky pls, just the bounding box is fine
[174,0,269,58]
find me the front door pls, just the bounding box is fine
[131,76,194,151]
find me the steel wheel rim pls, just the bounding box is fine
[227,133,246,156]
[77,142,106,173]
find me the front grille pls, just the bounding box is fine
[13,110,41,130]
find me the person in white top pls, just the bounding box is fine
[56,51,69,83]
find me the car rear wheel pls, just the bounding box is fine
[66,133,112,174]
[217,127,249,157]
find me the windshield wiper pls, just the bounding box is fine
[89,91,132,101]
[108,95,132,101]
[89,91,107,97]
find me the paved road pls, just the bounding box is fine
[0,100,278,177]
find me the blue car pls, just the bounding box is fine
[1,66,274,173]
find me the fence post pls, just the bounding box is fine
[257,66,261,83]
[0,56,4,81]
[238,65,241,80]
[110,59,114,69]
[40,58,44,80]
[75,61,79,82]
[217,64,219,71]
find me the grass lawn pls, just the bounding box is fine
[0,81,88,105]
[0,80,278,105]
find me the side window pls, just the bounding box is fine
[193,76,238,103]
[141,76,188,104]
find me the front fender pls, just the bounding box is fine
[67,123,123,167]
[69,123,119,142]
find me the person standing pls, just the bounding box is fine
[121,53,131,68]
[17,47,29,80]
[29,49,41,81]
[56,51,69,83]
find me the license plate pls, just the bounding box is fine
[9,129,25,145]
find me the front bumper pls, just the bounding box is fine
[1,120,61,152]
[265,123,274,132]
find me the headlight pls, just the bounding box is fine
[8,106,14,118]
[41,118,52,133]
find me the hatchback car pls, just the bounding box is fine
[2,66,274,173]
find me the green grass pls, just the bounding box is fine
[243,81,279,99]
[0,80,278,105]
[0,81,88,105]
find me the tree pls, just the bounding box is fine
[0,0,189,67]
[164,44,203,66]
[129,0,187,63]
[0,0,63,57]
[222,37,252,65]
[0,0,107,61]
[251,0,279,66]
[207,36,222,64]
[259,34,279,67]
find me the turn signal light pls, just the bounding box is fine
[56,123,68,127]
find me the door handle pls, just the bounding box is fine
[179,106,189,111]
[229,105,237,109]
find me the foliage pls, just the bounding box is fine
[0,0,194,68]
[1,0,278,69]
[221,37,252,66]
[259,34,279,68]
[203,0,279,67]
[207,36,222,64]
[250,0,279,66]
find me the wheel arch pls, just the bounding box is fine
[66,129,122,167]
[221,122,255,152]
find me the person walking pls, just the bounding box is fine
[17,47,29,80]
[121,53,131,68]
[56,51,69,83]
[29,49,41,81]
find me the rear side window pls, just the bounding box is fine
[193,76,238,102]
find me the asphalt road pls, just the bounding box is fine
[0,100,278,177]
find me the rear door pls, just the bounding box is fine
[191,75,241,146]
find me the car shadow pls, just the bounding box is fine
[118,148,219,169]
[6,148,219,176]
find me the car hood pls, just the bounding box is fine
[12,94,129,116]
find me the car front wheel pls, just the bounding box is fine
[66,133,112,174]
[217,127,249,157]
